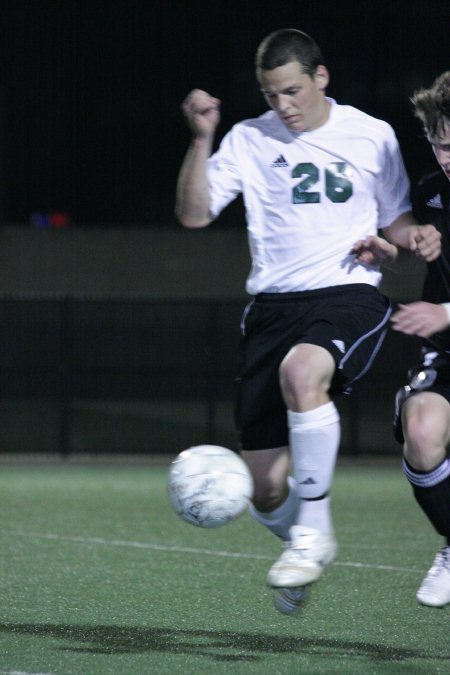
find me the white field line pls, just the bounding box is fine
[7,529,421,574]
[1,672,54,675]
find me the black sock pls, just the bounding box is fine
[403,458,450,539]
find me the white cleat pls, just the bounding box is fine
[267,525,338,588]
[416,546,450,608]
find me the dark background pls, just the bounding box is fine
[2,0,450,227]
[0,1,447,455]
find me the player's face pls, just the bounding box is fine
[259,61,330,132]
[427,122,450,181]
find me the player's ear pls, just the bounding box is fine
[314,65,329,91]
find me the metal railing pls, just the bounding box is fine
[0,295,418,456]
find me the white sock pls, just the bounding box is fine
[248,476,299,541]
[288,402,340,534]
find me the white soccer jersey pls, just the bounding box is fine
[207,98,411,295]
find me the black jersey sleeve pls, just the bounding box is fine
[412,171,450,351]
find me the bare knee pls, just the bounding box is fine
[279,343,334,411]
[403,393,450,470]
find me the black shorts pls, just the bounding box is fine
[394,350,450,444]
[235,283,391,451]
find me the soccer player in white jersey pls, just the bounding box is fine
[176,28,441,615]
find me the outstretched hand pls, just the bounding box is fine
[391,301,450,338]
[350,235,398,266]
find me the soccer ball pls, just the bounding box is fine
[168,444,254,528]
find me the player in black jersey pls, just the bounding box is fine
[391,71,450,607]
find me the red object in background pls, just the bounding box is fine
[48,212,70,227]
[30,212,70,227]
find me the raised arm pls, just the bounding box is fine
[175,89,221,228]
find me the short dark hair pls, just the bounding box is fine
[411,71,450,138]
[255,28,326,80]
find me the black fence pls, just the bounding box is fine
[0,296,420,457]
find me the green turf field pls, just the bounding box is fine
[1,457,449,675]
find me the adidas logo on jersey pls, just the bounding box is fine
[426,193,443,209]
[271,154,289,167]
[300,477,317,485]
